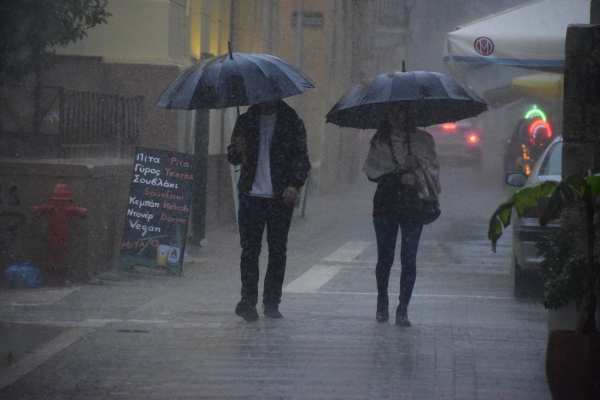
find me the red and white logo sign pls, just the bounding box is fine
[474,37,494,56]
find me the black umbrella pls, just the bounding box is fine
[156,50,315,110]
[325,70,488,129]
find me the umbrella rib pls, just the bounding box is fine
[238,54,275,102]
[212,56,227,108]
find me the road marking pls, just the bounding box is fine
[171,322,223,329]
[0,328,94,390]
[79,319,122,327]
[0,288,80,306]
[286,290,513,300]
[323,241,372,262]
[284,265,345,293]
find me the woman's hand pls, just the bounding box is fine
[404,155,419,169]
[401,173,416,186]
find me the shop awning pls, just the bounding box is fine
[511,72,564,98]
[443,0,590,75]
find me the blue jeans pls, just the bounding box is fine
[373,216,423,307]
[238,194,294,308]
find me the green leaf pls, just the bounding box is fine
[586,174,600,203]
[488,180,557,252]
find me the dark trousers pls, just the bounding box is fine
[373,216,423,307]
[238,194,294,308]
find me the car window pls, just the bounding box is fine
[538,141,562,176]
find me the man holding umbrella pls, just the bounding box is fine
[155,46,314,322]
[228,99,311,321]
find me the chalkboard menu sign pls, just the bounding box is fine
[118,147,196,276]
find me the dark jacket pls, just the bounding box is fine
[227,101,311,197]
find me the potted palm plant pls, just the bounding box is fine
[488,172,600,400]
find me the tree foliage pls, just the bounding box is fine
[488,173,600,334]
[0,0,110,81]
[536,230,590,311]
[487,180,557,252]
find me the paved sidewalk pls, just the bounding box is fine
[0,165,552,399]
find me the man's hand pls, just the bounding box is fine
[401,173,416,186]
[282,186,299,205]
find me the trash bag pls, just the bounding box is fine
[3,262,44,289]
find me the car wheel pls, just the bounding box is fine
[514,261,544,299]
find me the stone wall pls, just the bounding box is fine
[0,159,132,283]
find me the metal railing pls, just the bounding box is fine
[0,86,143,158]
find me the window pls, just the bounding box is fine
[538,141,562,176]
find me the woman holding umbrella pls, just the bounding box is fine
[326,66,487,326]
[362,103,440,326]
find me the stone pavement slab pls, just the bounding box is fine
[0,165,553,399]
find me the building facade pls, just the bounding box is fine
[5,0,414,236]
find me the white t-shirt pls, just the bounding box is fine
[250,112,277,198]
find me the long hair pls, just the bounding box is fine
[370,118,393,147]
[370,115,414,152]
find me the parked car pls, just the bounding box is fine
[505,135,562,298]
[503,117,557,176]
[424,119,482,167]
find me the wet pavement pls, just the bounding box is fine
[0,159,551,399]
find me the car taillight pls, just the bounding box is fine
[528,119,552,147]
[442,123,456,131]
[467,133,479,144]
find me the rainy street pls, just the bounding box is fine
[0,152,552,400]
[5,1,599,398]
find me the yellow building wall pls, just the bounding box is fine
[55,0,176,63]
[278,0,330,168]
[190,0,231,58]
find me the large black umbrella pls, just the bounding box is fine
[325,70,488,129]
[156,51,315,110]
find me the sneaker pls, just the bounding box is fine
[263,306,284,319]
[235,301,259,322]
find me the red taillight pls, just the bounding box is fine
[442,123,456,130]
[467,133,479,144]
[528,119,552,146]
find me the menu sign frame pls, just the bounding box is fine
[118,147,196,276]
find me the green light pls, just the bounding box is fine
[525,105,547,121]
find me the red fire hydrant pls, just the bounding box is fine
[33,180,87,283]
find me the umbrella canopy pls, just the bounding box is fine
[443,0,590,75]
[325,71,488,129]
[156,52,315,110]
